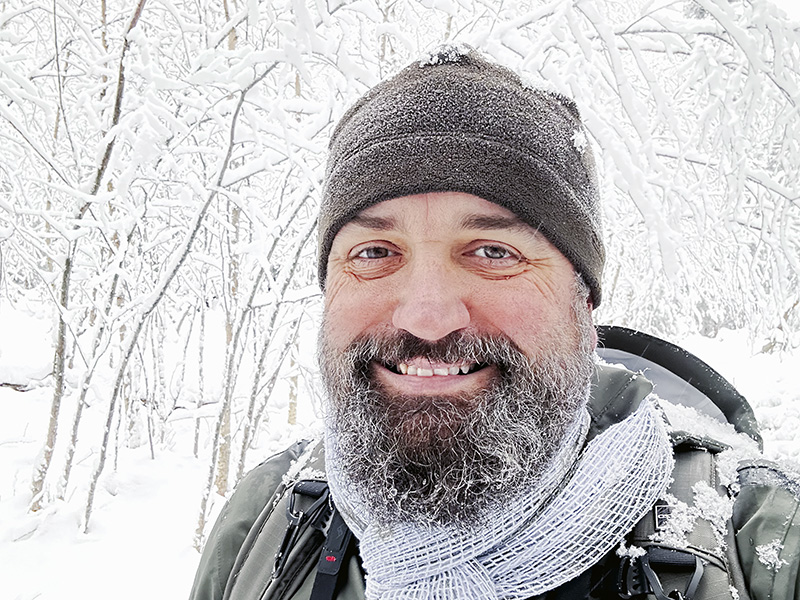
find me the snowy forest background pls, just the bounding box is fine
[1,0,799,597]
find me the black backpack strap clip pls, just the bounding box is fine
[309,505,354,600]
[273,480,331,578]
[618,547,704,600]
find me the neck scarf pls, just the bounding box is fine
[326,397,673,600]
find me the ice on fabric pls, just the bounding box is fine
[616,541,647,558]
[280,442,323,488]
[657,399,761,488]
[418,43,473,67]
[692,481,734,549]
[572,128,588,152]
[755,539,789,572]
[651,493,695,549]
[649,481,733,552]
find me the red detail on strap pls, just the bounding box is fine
[326,555,336,562]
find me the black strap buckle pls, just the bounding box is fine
[309,506,354,600]
[272,480,331,578]
[618,547,704,600]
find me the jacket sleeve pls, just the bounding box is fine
[188,441,311,600]
[732,460,800,600]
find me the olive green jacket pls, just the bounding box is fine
[189,366,800,600]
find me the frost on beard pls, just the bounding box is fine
[755,539,789,572]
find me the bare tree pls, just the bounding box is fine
[0,0,796,542]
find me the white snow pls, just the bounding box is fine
[650,493,695,549]
[1,1,799,598]
[616,540,646,558]
[691,480,733,550]
[572,129,589,152]
[418,43,473,67]
[755,539,789,572]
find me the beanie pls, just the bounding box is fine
[318,45,605,305]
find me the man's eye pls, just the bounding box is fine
[356,246,393,259]
[474,245,513,260]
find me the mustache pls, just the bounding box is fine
[344,329,530,371]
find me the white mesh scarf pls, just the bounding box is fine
[326,397,673,599]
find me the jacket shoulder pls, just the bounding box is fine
[188,440,312,600]
[586,362,653,440]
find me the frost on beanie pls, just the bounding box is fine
[319,45,605,305]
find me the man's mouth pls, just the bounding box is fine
[382,361,486,377]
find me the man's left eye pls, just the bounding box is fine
[474,245,513,260]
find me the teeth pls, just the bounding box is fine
[395,363,476,376]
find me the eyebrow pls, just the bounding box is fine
[348,214,398,231]
[459,213,536,235]
[347,211,537,235]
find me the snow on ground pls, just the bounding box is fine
[0,306,798,600]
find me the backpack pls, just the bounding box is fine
[595,326,763,600]
[194,326,793,600]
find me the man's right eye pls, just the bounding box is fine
[356,246,393,259]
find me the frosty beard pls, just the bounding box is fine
[318,288,596,526]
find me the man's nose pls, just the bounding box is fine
[391,261,470,341]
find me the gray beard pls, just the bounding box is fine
[318,295,596,526]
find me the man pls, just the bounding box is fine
[190,46,799,600]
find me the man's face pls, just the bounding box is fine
[320,191,596,524]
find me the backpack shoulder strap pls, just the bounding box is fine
[189,440,312,600]
[617,445,744,600]
[587,361,653,442]
[224,440,329,600]
[224,441,360,600]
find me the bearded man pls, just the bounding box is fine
[189,47,799,600]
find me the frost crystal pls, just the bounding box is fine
[519,74,559,96]
[297,467,326,481]
[419,43,472,67]
[616,541,646,558]
[756,539,789,572]
[281,442,321,487]
[730,586,740,600]
[650,484,732,552]
[651,494,694,548]
[692,481,733,549]
[572,129,588,152]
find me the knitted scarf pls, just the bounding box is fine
[326,397,673,599]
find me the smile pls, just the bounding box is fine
[384,361,486,377]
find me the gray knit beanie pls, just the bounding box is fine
[319,45,605,305]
